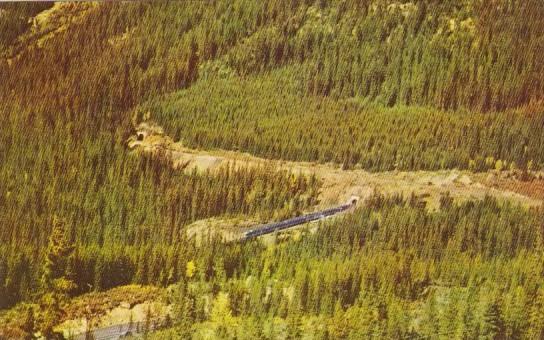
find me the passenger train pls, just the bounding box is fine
[243,200,355,240]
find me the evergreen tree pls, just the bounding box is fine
[439,293,459,338]
[480,299,506,340]
[503,286,528,339]
[144,305,152,337]
[286,303,303,340]
[528,289,544,340]
[421,295,440,338]
[210,292,237,338]
[456,296,479,340]
[21,305,35,340]
[38,217,77,339]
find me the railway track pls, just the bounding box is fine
[72,200,357,339]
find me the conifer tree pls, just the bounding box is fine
[286,302,303,340]
[210,292,237,338]
[144,305,152,337]
[421,294,440,337]
[21,305,35,340]
[480,299,506,340]
[38,217,77,339]
[528,289,544,340]
[503,286,528,339]
[456,296,479,340]
[439,293,459,338]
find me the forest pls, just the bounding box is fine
[141,69,544,171]
[1,0,543,171]
[150,194,544,339]
[0,0,543,338]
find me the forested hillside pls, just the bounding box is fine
[1,1,544,338]
[142,68,544,171]
[0,0,325,310]
[154,195,544,338]
[4,0,543,115]
[1,1,543,171]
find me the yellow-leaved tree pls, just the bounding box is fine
[38,216,77,339]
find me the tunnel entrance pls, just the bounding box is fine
[348,196,360,206]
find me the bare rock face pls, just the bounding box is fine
[127,122,166,149]
[135,122,164,138]
[457,175,472,186]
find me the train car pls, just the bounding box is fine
[243,201,355,240]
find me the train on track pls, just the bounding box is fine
[243,200,356,240]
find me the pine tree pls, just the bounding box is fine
[528,289,544,340]
[21,305,35,340]
[144,305,152,337]
[456,298,478,340]
[93,255,105,292]
[41,217,76,292]
[286,303,303,340]
[503,286,528,340]
[210,292,237,338]
[480,299,506,340]
[176,296,195,339]
[38,217,77,339]
[439,293,459,338]
[421,295,440,338]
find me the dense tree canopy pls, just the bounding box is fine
[1,0,543,171]
[156,194,544,338]
[0,1,543,337]
[143,68,544,171]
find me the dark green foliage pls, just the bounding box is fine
[143,68,544,171]
[0,45,318,308]
[162,195,544,337]
[0,1,543,173]
[0,130,318,308]
[0,2,543,337]
[481,299,506,340]
[0,2,52,51]
[0,3,320,311]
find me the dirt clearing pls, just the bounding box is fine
[129,124,543,213]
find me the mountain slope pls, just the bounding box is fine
[0,1,543,336]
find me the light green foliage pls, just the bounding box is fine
[143,68,544,171]
[161,195,544,338]
[208,293,237,338]
[528,289,544,340]
[0,1,543,337]
[35,217,77,338]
